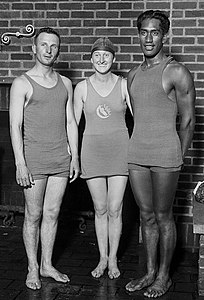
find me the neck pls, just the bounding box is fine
[143,54,167,70]
[93,71,114,83]
[31,64,55,77]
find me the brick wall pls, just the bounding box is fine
[0,0,203,249]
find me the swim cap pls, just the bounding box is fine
[91,37,115,56]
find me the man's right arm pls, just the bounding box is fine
[9,76,34,187]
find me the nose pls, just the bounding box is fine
[46,46,52,53]
[99,55,105,63]
[146,32,153,43]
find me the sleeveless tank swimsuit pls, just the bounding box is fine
[128,56,183,167]
[23,73,71,179]
[81,76,129,179]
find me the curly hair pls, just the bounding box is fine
[137,10,170,35]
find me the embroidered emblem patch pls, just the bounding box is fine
[96,104,111,119]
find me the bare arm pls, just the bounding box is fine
[171,64,196,159]
[121,77,133,115]
[127,66,138,115]
[63,76,80,182]
[73,80,86,125]
[9,76,34,186]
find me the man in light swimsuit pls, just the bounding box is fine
[9,27,79,290]
[125,10,195,298]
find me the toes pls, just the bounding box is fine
[91,269,104,278]
[26,280,41,290]
[108,269,120,279]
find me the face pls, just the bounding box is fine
[138,18,167,58]
[91,50,115,74]
[32,32,60,67]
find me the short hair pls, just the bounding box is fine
[137,10,170,35]
[34,27,61,46]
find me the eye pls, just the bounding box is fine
[52,45,58,50]
[140,30,147,36]
[152,31,159,36]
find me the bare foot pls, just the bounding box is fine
[125,274,155,292]
[108,258,120,279]
[91,258,108,278]
[144,277,172,298]
[26,269,41,290]
[40,266,70,283]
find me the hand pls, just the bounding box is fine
[69,157,80,183]
[16,164,34,187]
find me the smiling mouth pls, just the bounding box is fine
[144,45,154,50]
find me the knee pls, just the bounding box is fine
[94,205,107,218]
[24,207,42,224]
[155,210,174,225]
[43,206,60,222]
[140,210,156,226]
[108,205,122,219]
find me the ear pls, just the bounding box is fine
[162,34,169,44]
[113,56,116,63]
[32,44,37,54]
[91,57,93,64]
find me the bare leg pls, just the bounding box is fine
[23,179,47,290]
[144,171,179,298]
[107,175,128,279]
[126,168,157,292]
[87,177,108,278]
[40,176,69,283]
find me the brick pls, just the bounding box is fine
[172,37,195,44]
[121,10,141,18]
[96,11,119,18]
[35,3,57,10]
[83,20,106,27]
[71,28,93,36]
[12,3,33,10]
[185,10,204,18]
[108,20,131,27]
[46,11,69,19]
[84,3,106,10]
[11,54,32,61]
[172,11,184,18]
[59,3,82,10]
[22,11,45,18]
[71,11,94,19]
[173,2,197,9]
[95,28,119,35]
[59,20,81,27]
[146,2,170,10]
[172,19,196,27]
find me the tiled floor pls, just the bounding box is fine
[0,214,202,300]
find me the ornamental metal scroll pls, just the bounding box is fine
[1,24,35,45]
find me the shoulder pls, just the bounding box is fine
[74,79,87,96]
[59,73,72,89]
[127,65,138,80]
[11,74,31,93]
[164,59,193,83]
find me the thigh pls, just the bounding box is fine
[129,168,153,212]
[43,176,68,211]
[151,170,180,213]
[86,177,107,210]
[107,176,128,210]
[24,178,48,214]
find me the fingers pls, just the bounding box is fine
[16,169,34,187]
[17,175,31,187]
